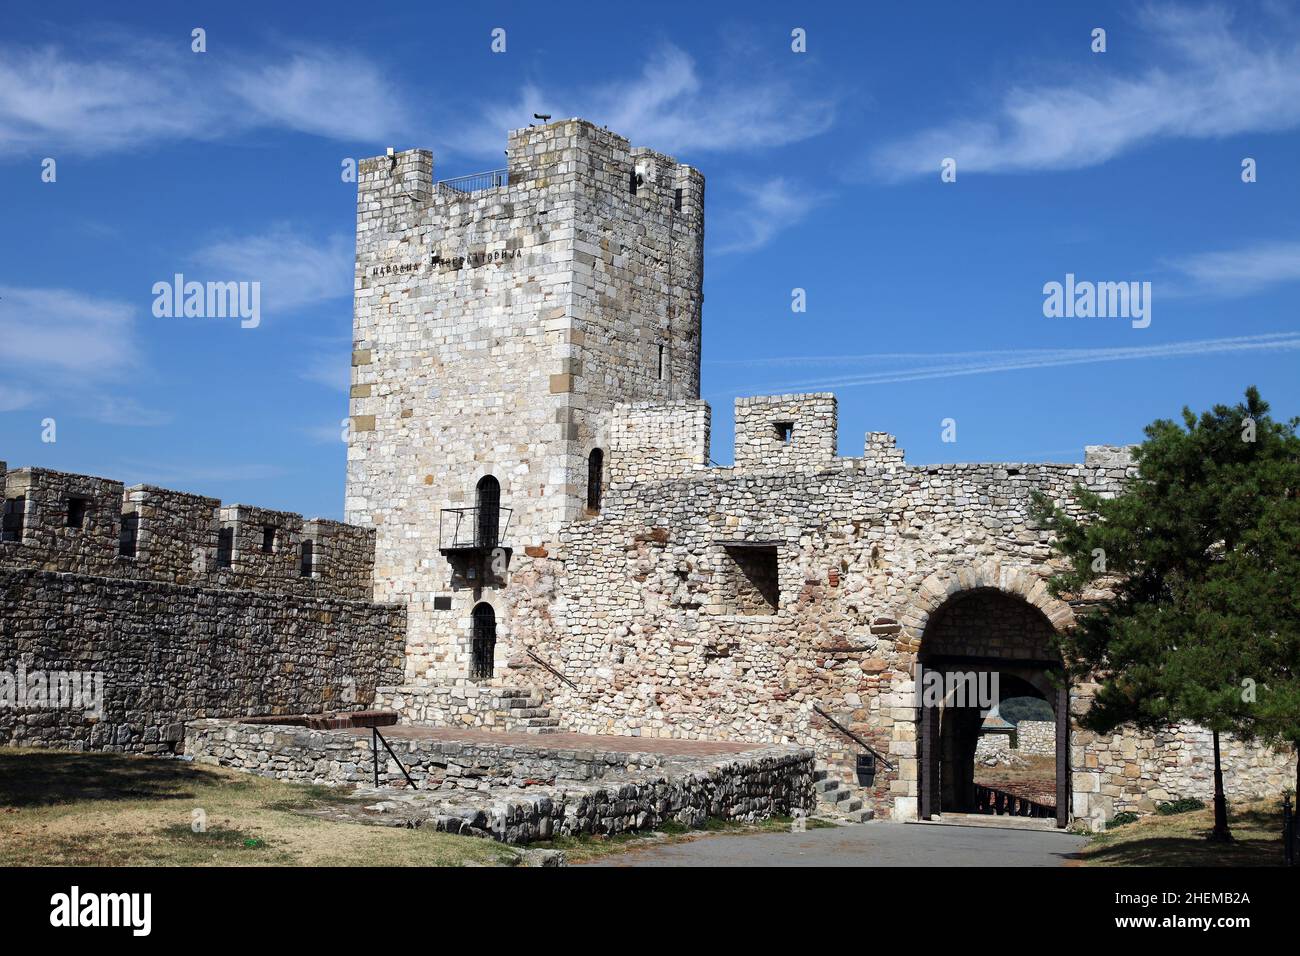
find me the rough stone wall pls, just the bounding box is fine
[186,718,814,844]
[0,567,405,752]
[1016,720,1056,756]
[607,401,710,484]
[481,418,1295,826]
[734,394,837,473]
[345,119,704,684]
[0,466,375,601]
[0,461,404,753]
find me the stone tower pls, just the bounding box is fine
[345,119,705,681]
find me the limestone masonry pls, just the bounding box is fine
[2,119,1291,831]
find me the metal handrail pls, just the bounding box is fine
[525,647,579,691]
[439,506,513,550]
[372,726,418,789]
[813,704,895,771]
[435,168,509,195]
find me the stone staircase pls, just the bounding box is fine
[812,763,874,824]
[499,688,561,734]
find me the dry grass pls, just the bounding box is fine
[1080,798,1287,867]
[0,747,514,867]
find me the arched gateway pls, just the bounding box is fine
[905,565,1075,828]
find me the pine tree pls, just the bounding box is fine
[1032,387,1300,840]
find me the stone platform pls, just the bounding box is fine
[184,718,816,844]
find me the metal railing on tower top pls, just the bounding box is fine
[435,168,509,196]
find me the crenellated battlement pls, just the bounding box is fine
[0,463,375,601]
[602,395,1135,489]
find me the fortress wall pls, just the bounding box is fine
[607,400,710,484]
[0,566,405,753]
[517,431,1292,823]
[0,465,374,601]
[734,394,837,473]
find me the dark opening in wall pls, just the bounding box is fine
[216,527,234,569]
[722,544,780,615]
[774,421,794,445]
[470,602,496,679]
[657,344,666,380]
[1,496,26,543]
[587,448,604,512]
[433,596,452,611]
[476,475,501,548]
[629,169,640,195]
[299,540,313,577]
[674,187,683,211]
[261,525,277,554]
[118,512,139,558]
[66,497,90,529]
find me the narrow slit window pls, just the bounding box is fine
[216,527,234,569]
[657,344,666,381]
[261,525,276,554]
[587,448,604,512]
[118,512,139,558]
[674,187,683,211]
[299,540,314,577]
[629,169,639,195]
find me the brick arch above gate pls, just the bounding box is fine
[897,562,1075,650]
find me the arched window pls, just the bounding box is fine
[476,475,500,547]
[470,602,496,679]
[587,448,604,512]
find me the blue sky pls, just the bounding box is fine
[2,0,1298,519]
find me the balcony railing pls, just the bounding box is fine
[439,506,512,552]
[435,168,509,197]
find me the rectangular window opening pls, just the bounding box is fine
[216,526,234,569]
[774,421,794,445]
[118,512,140,558]
[66,497,90,529]
[629,169,639,196]
[433,596,453,611]
[261,525,277,554]
[673,187,683,211]
[721,544,780,615]
[657,344,666,381]
[2,496,26,543]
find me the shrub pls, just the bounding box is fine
[1106,811,1140,829]
[1156,798,1206,816]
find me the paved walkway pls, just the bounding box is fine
[587,820,1088,867]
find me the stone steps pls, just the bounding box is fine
[812,765,873,824]
[496,686,560,734]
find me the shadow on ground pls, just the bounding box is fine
[0,749,227,808]
[1084,805,1284,867]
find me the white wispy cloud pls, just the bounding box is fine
[1166,239,1300,297]
[869,4,1300,180]
[0,40,417,157]
[714,177,829,255]
[0,285,170,424]
[0,285,136,375]
[707,332,1300,395]
[191,227,353,315]
[470,44,835,159]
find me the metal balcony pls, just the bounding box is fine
[438,506,512,554]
